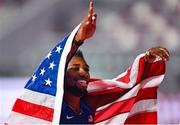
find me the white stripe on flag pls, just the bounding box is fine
[129,54,145,86]
[95,99,156,125]
[7,111,51,125]
[87,79,131,93]
[96,84,140,111]
[102,74,163,89]
[128,99,157,117]
[95,74,162,112]
[52,24,81,125]
[18,89,55,108]
[112,53,145,82]
[112,70,128,81]
[142,75,165,88]
[88,53,163,93]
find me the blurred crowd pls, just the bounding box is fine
[0,0,180,88]
[0,0,180,123]
[0,0,180,89]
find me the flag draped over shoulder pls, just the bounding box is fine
[7,25,166,125]
[7,25,80,125]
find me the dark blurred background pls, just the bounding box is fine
[0,0,180,123]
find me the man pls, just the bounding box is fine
[6,0,170,124]
[59,1,96,123]
[60,0,170,124]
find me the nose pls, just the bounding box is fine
[79,68,89,79]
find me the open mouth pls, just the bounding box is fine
[77,80,88,87]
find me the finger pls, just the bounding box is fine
[160,47,170,57]
[157,48,169,59]
[159,48,170,61]
[156,51,168,61]
[88,0,93,16]
[84,13,92,24]
[92,13,97,25]
[87,14,92,22]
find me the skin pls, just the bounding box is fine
[65,56,90,95]
[64,56,90,113]
[145,47,170,63]
[75,0,97,42]
[66,0,97,62]
[63,0,96,114]
[64,0,170,115]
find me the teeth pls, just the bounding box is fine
[78,80,87,84]
[78,80,87,87]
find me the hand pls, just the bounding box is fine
[144,47,170,63]
[75,0,97,42]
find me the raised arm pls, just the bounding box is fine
[75,0,97,42]
[67,0,97,61]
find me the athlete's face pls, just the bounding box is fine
[65,56,90,97]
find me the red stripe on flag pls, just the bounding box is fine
[116,67,131,83]
[12,99,53,122]
[88,87,126,95]
[136,57,165,83]
[94,87,157,123]
[146,61,165,78]
[136,57,146,83]
[88,67,132,96]
[136,87,157,101]
[125,111,157,124]
[94,97,135,123]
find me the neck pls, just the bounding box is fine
[63,91,81,113]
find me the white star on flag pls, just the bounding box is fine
[45,78,52,86]
[55,45,62,53]
[49,61,56,70]
[32,74,37,82]
[40,68,46,76]
[47,52,52,59]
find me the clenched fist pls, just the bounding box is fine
[144,47,170,63]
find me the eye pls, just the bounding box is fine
[69,67,79,71]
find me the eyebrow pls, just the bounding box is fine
[73,64,89,68]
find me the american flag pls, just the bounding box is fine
[87,54,165,124]
[7,25,166,124]
[7,25,81,125]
